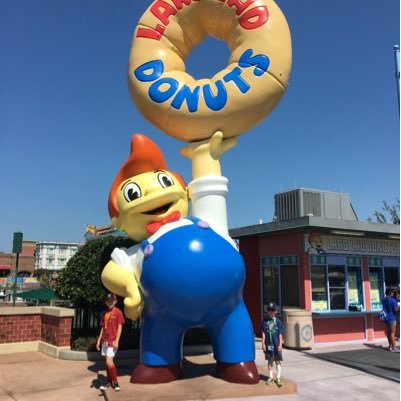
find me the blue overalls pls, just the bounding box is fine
[138,217,255,366]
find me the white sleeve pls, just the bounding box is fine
[110,245,140,273]
[188,176,229,237]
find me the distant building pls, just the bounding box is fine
[230,188,400,344]
[34,242,80,275]
[0,240,36,276]
[84,224,127,242]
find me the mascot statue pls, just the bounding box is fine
[101,0,292,385]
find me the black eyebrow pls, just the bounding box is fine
[154,170,166,174]
[120,179,131,192]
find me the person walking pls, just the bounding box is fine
[261,302,285,387]
[382,288,400,353]
[96,293,125,390]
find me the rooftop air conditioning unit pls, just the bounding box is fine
[274,189,358,222]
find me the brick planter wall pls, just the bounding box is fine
[0,314,41,343]
[41,314,72,347]
[0,307,74,347]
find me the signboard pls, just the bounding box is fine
[347,270,359,305]
[304,233,399,257]
[24,277,39,284]
[5,277,38,286]
[311,300,328,311]
[7,277,23,285]
[369,270,382,310]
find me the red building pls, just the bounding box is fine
[0,240,36,276]
[230,189,400,344]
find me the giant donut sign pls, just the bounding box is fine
[128,0,292,141]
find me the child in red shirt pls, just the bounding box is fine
[96,293,125,391]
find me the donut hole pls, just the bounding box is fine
[185,36,230,80]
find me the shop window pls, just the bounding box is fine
[347,266,363,311]
[384,267,399,290]
[311,265,328,311]
[261,256,299,313]
[311,256,364,312]
[281,265,300,307]
[328,265,345,310]
[262,265,279,312]
[368,260,399,310]
[369,267,383,310]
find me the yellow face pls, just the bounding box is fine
[310,235,323,251]
[112,170,189,241]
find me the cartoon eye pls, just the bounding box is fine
[123,182,141,202]
[157,173,174,188]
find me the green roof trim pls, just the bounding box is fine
[17,288,55,300]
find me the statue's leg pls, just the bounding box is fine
[207,300,259,384]
[131,314,184,384]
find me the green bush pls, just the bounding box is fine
[55,236,135,309]
[72,336,98,352]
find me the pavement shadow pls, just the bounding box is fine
[310,348,400,383]
[363,342,390,351]
[87,357,266,382]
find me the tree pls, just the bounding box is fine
[55,235,135,308]
[370,198,400,224]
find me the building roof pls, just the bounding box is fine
[35,241,81,246]
[229,216,400,240]
[17,288,55,300]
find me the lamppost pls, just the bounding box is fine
[12,232,23,307]
[393,45,400,116]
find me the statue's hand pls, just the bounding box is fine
[180,131,237,178]
[209,131,238,160]
[123,281,144,321]
[101,257,144,320]
[180,131,237,160]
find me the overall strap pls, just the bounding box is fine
[187,216,201,224]
[140,239,150,251]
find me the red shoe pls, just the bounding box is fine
[216,361,259,384]
[130,363,182,384]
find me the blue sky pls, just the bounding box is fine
[0,0,399,252]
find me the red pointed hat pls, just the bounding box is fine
[108,134,185,218]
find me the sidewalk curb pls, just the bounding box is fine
[59,344,215,361]
[59,339,264,361]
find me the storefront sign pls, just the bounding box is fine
[369,270,382,310]
[311,300,328,311]
[305,233,399,257]
[347,270,359,304]
[24,277,39,284]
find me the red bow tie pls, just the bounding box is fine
[146,211,181,235]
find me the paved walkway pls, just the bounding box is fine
[0,340,399,401]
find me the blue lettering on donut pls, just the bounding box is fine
[133,49,270,112]
[134,59,164,82]
[171,85,200,112]
[149,77,179,103]
[239,49,270,76]
[223,67,250,93]
[203,81,227,111]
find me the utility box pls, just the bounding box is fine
[283,308,314,350]
[274,188,358,221]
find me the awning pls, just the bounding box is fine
[0,265,11,270]
[17,288,55,300]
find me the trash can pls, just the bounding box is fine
[282,308,314,349]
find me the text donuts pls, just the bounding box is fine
[128,0,292,141]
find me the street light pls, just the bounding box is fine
[393,45,400,116]
[12,232,23,306]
